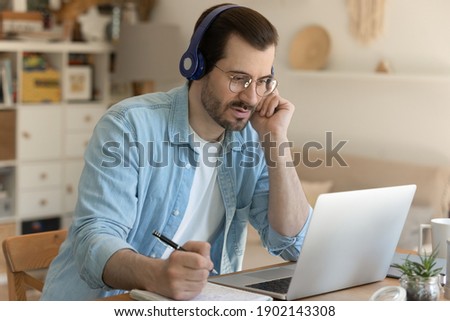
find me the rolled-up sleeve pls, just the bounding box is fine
[72,110,140,289]
[265,207,313,261]
[249,160,314,262]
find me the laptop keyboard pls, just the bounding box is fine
[246,277,292,294]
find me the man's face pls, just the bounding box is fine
[200,34,275,131]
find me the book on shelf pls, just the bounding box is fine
[0,58,13,107]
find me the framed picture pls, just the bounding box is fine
[64,66,92,101]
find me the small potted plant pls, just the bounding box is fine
[392,248,443,301]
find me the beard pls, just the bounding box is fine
[200,79,255,131]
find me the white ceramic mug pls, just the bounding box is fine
[419,218,450,258]
[445,239,450,300]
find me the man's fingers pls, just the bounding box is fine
[182,241,214,271]
[161,247,212,300]
[167,241,214,274]
[183,240,211,257]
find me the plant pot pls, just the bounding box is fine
[399,275,441,301]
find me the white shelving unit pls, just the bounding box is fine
[288,70,450,83]
[0,40,112,235]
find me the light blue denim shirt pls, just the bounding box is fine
[41,84,312,300]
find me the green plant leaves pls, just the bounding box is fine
[391,247,443,278]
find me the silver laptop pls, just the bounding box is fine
[210,184,416,300]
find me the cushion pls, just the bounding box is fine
[294,149,450,219]
[301,180,333,207]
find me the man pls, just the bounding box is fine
[41,3,311,300]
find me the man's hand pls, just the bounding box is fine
[154,241,214,300]
[250,90,295,140]
[103,241,214,301]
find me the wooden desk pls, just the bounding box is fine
[102,260,421,301]
[301,277,400,300]
[104,276,402,301]
[102,250,448,301]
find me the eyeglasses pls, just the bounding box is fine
[214,65,278,97]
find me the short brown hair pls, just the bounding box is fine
[193,3,278,77]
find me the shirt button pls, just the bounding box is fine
[150,253,157,258]
[185,163,191,169]
[172,209,180,216]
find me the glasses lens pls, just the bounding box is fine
[229,75,251,93]
[257,78,278,96]
[228,73,278,97]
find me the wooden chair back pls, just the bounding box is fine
[2,229,67,300]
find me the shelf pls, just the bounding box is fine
[0,216,15,224]
[0,106,15,110]
[17,101,106,108]
[288,70,450,82]
[0,40,113,53]
[0,39,111,235]
[0,160,16,167]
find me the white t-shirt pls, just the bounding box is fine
[161,129,225,259]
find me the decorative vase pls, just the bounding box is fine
[399,275,441,301]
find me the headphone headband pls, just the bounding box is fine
[179,4,240,80]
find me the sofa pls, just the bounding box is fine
[244,150,450,268]
[293,150,450,251]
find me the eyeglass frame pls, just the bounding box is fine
[214,65,278,97]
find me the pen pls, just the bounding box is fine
[152,230,218,275]
[152,230,186,251]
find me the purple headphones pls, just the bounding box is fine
[179,4,239,81]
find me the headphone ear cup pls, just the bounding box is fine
[179,51,197,80]
[179,4,239,80]
[189,51,205,80]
